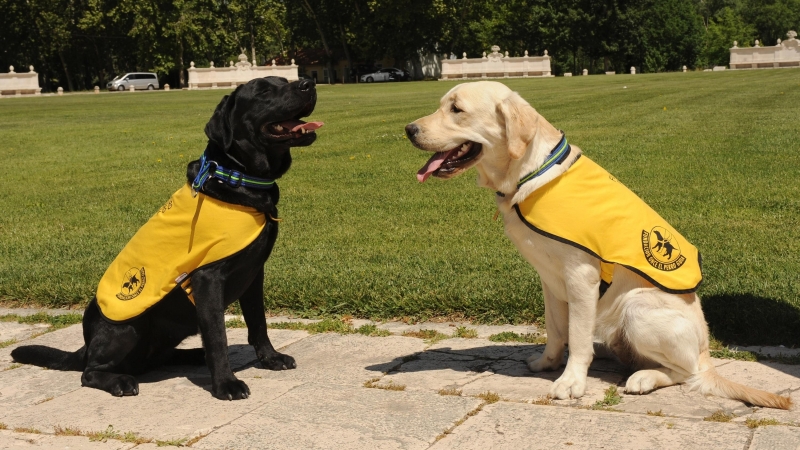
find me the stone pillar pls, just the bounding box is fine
[582,69,588,76]
[630,66,636,75]
[682,65,687,72]
[57,87,64,96]
[164,84,170,91]
[129,85,135,92]
[94,86,99,94]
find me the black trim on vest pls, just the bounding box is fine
[512,204,703,295]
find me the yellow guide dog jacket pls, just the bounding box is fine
[515,156,702,294]
[97,184,266,322]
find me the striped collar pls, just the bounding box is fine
[497,132,572,198]
[191,153,276,195]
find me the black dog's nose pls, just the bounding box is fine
[298,79,315,92]
[405,123,419,139]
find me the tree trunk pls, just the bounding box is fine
[178,38,185,89]
[338,22,352,83]
[251,23,256,65]
[58,50,74,91]
[301,0,334,84]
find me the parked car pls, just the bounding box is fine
[359,68,411,83]
[107,72,160,91]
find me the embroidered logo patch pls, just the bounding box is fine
[117,267,146,300]
[642,227,686,271]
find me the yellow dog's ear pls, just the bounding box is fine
[498,92,537,160]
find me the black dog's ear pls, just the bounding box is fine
[205,86,244,151]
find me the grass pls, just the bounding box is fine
[452,326,478,338]
[703,410,735,422]
[227,316,389,336]
[438,387,463,396]
[225,317,392,337]
[53,425,84,436]
[355,323,392,336]
[709,337,800,365]
[0,339,16,349]
[155,437,188,447]
[363,377,406,391]
[745,418,782,428]
[488,331,547,344]
[592,386,622,410]
[0,313,83,329]
[402,329,449,344]
[0,72,798,344]
[476,391,502,404]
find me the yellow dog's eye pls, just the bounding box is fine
[451,104,462,114]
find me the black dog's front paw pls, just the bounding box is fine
[82,371,139,397]
[111,374,139,397]
[260,352,296,371]
[212,378,250,401]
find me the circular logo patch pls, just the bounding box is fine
[641,227,686,271]
[116,267,146,300]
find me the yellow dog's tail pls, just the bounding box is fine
[687,352,792,410]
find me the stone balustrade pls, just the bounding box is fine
[188,53,298,90]
[0,65,42,97]
[441,46,552,80]
[730,31,800,70]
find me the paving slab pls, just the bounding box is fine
[236,333,426,386]
[159,328,311,376]
[430,402,754,450]
[0,429,134,449]
[0,366,84,420]
[193,382,483,450]
[617,383,754,420]
[0,325,84,370]
[390,338,624,406]
[2,377,302,442]
[0,323,50,344]
[750,425,800,450]
[717,360,800,425]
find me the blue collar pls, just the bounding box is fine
[191,153,276,195]
[497,132,572,197]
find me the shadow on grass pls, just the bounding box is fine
[702,293,800,347]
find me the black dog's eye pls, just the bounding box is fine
[451,104,463,114]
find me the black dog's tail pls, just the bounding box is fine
[11,345,87,371]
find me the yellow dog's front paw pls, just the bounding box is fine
[549,372,587,399]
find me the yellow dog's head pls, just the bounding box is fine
[405,81,564,194]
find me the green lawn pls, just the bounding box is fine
[1,70,798,345]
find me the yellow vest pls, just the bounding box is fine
[97,184,266,322]
[515,156,702,294]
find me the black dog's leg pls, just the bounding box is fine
[192,272,250,400]
[240,268,296,371]
[81,319,140,397]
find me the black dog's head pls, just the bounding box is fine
[204,76,320,179]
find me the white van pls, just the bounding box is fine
[107,73,160,91]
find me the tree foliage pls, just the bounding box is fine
[0,0,797,91]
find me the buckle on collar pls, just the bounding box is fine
[225,170,243,188]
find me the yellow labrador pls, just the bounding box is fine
[405,81,790,409]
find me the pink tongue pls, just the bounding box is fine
[416,149,457,183]
[276,120,325,132]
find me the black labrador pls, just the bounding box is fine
[12,76,320,400]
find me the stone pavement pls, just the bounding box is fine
[1,310,799,449]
